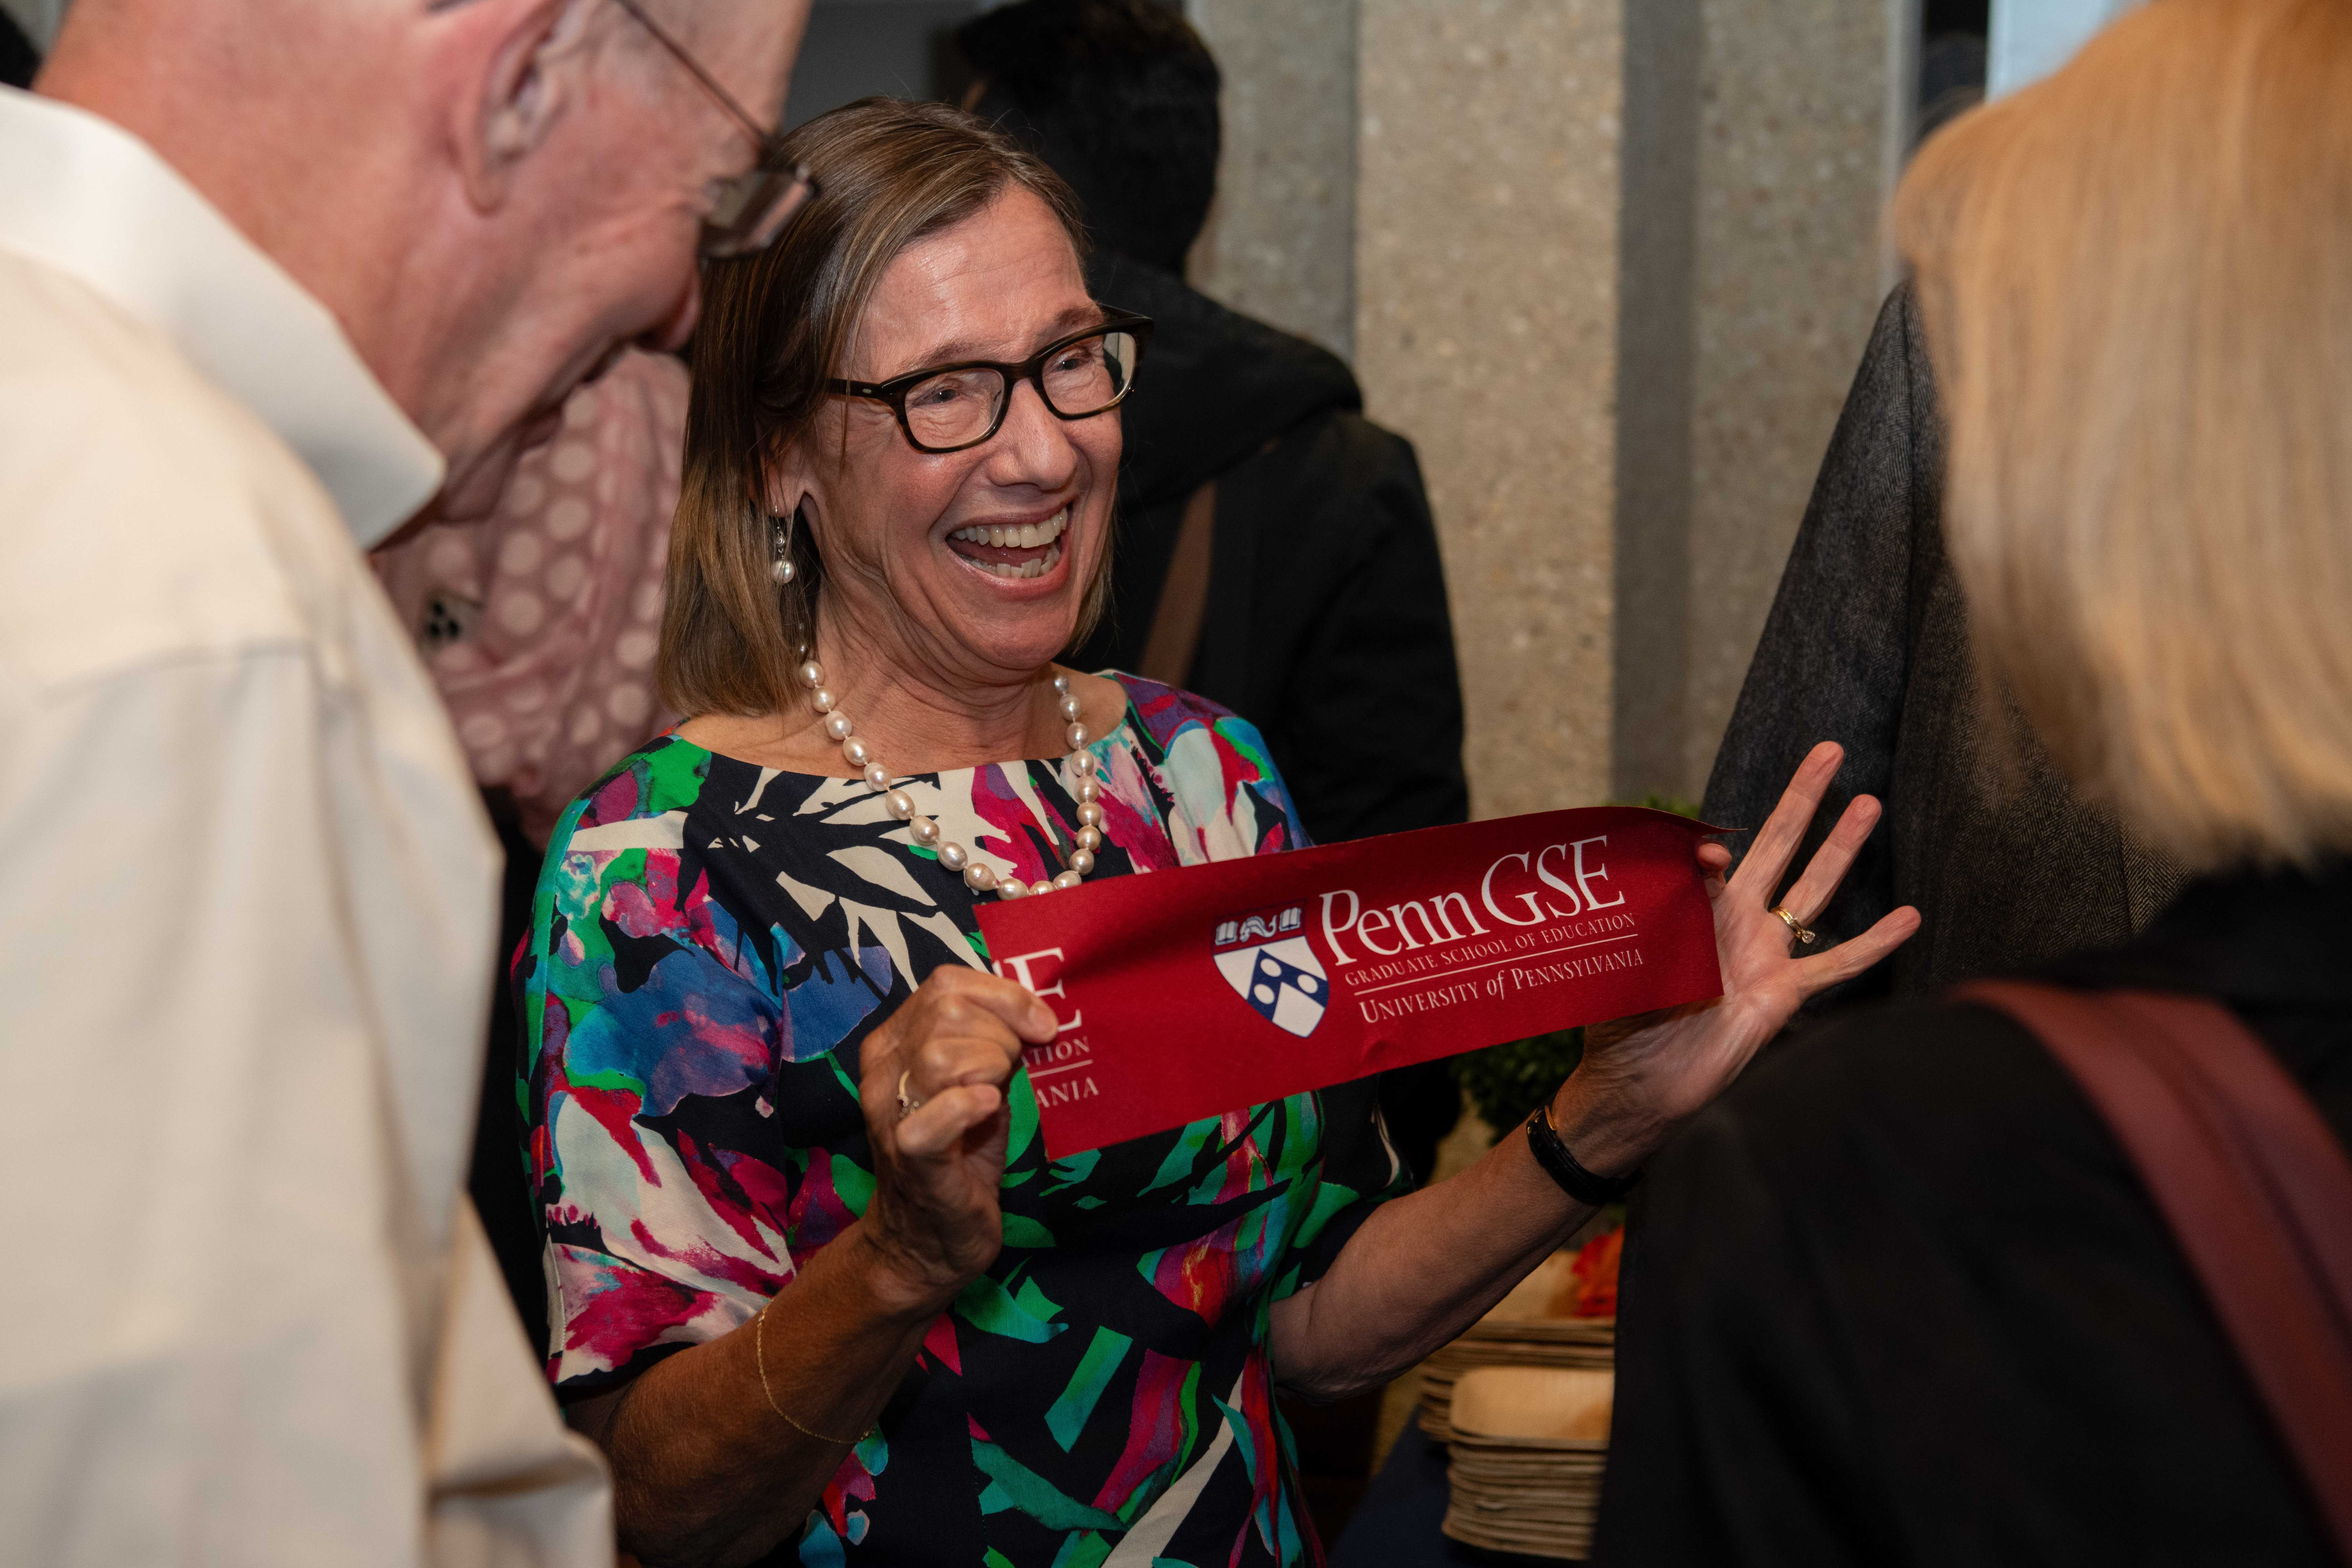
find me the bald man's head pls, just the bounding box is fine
[39,0,812,521]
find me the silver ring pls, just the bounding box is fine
[896,1068,923,1121]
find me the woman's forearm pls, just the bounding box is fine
[576,1223,950,1568]
[1266,1120,1596,1403]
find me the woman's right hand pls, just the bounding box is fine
[855,968,1060,1311]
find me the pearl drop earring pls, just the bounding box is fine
[770,512,796,586]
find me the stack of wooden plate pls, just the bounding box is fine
[1419,1252,1615,1442]
[1441,1365,1613,1561]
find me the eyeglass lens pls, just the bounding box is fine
[902,330,1142,450]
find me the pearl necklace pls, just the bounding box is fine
[799,659,1105,899]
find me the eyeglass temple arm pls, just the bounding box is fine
[605,0,780,153]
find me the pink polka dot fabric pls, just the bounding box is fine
[373,349,686,846]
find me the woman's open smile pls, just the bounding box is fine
[945,503,1069,580]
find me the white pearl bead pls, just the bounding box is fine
[807,665,1102,899]
[772,557,795,585]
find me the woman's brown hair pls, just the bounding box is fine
[660,98,1098,718]
[1895,0,2352,869]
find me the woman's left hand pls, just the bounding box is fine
[1267,743,1912,1403]
[1551,741,1920,1175]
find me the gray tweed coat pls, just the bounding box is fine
[1701,283,2188,1005]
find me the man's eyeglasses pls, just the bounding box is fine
[826,316,1155,454]
[606,0,818,258]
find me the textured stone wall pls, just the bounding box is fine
[1186,0,1361,359]
[1678,0,1895,794]
[1189,0,1897,814]
[1356,0,1624,819]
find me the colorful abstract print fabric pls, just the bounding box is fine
[519,674,1404,1568]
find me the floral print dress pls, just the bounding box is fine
[519,674,1404,1568]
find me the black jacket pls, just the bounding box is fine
[1594,862,2349,1566]
[1071,252,1468,846]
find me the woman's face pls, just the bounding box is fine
[777,186,1121,681]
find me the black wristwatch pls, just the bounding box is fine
[1525,1108,1643,1205]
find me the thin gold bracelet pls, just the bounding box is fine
[754,1299,867,1446]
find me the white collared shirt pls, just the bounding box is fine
[0,87,612,1565]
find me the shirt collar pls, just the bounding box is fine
[0,87,445,548]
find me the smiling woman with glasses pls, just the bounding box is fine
[515,99,1367,1568]
[510,94,1892,1568]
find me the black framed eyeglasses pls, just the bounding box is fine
[825,314,1154,454]
[605,0,818,257]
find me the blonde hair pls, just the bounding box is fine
[1894,0,2352,870]
[660,98,1107,718]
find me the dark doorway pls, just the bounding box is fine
[1918,0,1990,146]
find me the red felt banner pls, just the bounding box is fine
[976,806,1724,1158]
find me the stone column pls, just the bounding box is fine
[1609,0,1704,805]
[1355,0,1626,819]
[1677,0,1897,796]
[1612,0,1901,801]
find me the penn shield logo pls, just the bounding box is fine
[1212,904,1329,1039]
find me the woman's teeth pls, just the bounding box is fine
[946,507,1068,580]
[976,542,1063,580]
[949,508,1068,551]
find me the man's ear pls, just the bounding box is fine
[449,0,592,213]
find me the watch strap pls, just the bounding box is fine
[1524,1108,1642,1205]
